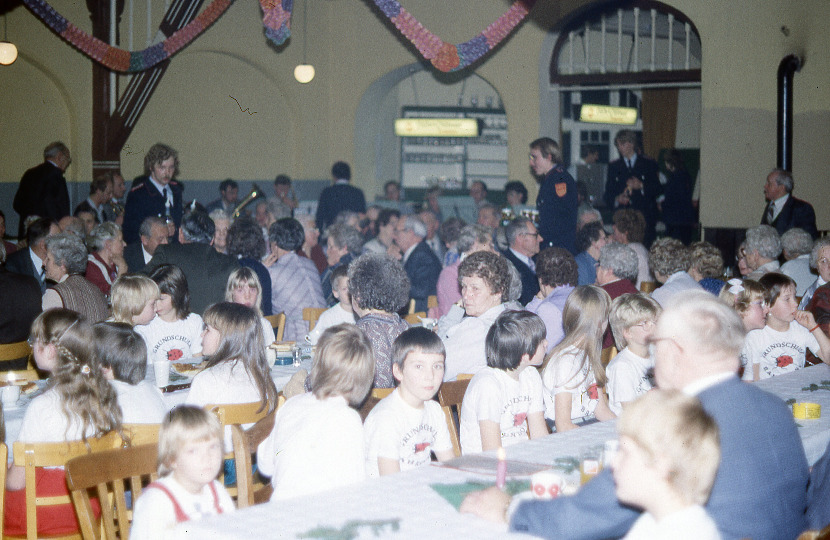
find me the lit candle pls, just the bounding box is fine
[496,447,507,489]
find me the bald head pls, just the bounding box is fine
[653,291,745,390]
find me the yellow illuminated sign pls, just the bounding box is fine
[579,104,638,125]
[395,118,479,137]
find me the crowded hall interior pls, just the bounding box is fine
[2,0,830,538]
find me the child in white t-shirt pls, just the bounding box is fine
[542,286,616,432]
[718,279,771,379]
[257,324,374,500]
[744,273,830,381]
[224,267,276,363]
[613,390,721,540]
[459,310,549,455]
[306,265,356,345]
[131,406,235,539]
[137,265,203,364]
[94,322,166,424]
[607,293,661,415]
[364,327,454,477]
[110,274,160,326]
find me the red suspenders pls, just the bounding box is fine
[145,481,223,523]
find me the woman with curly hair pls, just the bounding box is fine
[439,250,511,381]
[5,309,122,536]
[526,247,578,351]
[347,253,411,388]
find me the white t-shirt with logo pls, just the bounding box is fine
[363,389,453,477]
[606,347,654,415]
[459,366,544,455]
[542,345,600,422]
[136,313,203,364]
[743,321,820,380]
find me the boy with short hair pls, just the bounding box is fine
[613,389,721,539]
[607,293,661,415]
[305,265,356,345]
[459,310,548,454]
[364,327,455,477]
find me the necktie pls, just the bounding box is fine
[39,266,45,281]
[766,201,775,223]
[163,187,172,217]
[528,258,536,273]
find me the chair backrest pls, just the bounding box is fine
[122,423,161,447]
[230,407,278,508]
[639,281,658,293]
[206,402,271,429]
[65,443,158,540]
[438,379,472,457]
[600,346,618,368]
[371,388,393,400]
[0,442,7,535]
[407,298,416,314]
[13,432,123,540]
[403,313,426,325]
[264,313,286,342]
[427,295,438,310]
[0,341,40,380]
[302,308,326,332]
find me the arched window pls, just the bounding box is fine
[550,0,701,86]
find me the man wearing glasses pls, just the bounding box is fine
[502,217,540,305]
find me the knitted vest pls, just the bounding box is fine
[53,275,109,323]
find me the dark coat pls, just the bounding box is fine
[403,241,442,313]
[761,195,818,239]
[315,183,366,231]
[605,155,662,246]
[0,268,42,345]
[4,248,46,294]
[13,162,70,237]
[502,249,539,306]
[122,242,148,275]
[123,176,184,244]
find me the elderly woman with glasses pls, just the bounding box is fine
[42,233,109,323]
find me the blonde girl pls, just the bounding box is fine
[224,267,277,356]
[541,285,616,432]
[131,406,235,538]
[110,274,160,326]
[5,309,121,537]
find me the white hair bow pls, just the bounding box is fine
[727,278,744,295]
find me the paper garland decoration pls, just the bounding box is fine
[22,0,234,73]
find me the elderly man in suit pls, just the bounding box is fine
[0,243,42,361]
[145,210,239,315]
[4,217,60,294]
[461,291,809,540]
[13,142,71,238]
[123,216,169,274]
[393,215,441,313]
[502,217,540,305]
[761,168,818,239]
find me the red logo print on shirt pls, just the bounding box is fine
[414,442,430,453]
[167,349,184,361]
[587,384,599,400]
[513,412,527,427]
[776,355,793,368]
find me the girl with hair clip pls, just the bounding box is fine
[541,285,616,432]
[185,302,278,452]
[224,267,276,363]
[4,309,122,537]
[110,274,160,326]
[719,278,770,378]
[131,405,235,539]
[136,264,203,364]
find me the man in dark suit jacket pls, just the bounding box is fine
[604,130,662,246]
[761,169,818,239]
[808,439,830,529]
[123,143,184,244]
[315,161,366,232]
[462,291,809,540]
[13,142,71,238]
[144,211,239,315]
[123,216,169,274]
[0,243,42,345]
[395,215,441,313]
[3,218,59,294]
[502,217,540,305]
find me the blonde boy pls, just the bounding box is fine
[613,389,721,539]
[364,327,454,477]
[607,293,661,414]
[305,265,356,345]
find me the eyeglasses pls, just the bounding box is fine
[646,334,684,357]
[520,232,540,239]
[633,320,656,329]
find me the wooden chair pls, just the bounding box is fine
[206,402,273,495]
[302,308,326,332]
[427,295,438,310]
[403,312,426,325]
[438,379,472,457]
[65,443,158,540]
[601,346,618,368]
[407,298,417,314]
[371,388,393,400]
[639,281,658,294]
[798,524,830,540]
[230,408,278,508]
[264,313,286,342]
[358,389,391,422]
[0,341,40,380]
[122,423,161,447]
[0,442,7,535]
[11,432,122,540]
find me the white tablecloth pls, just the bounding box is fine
[3,358,312,453]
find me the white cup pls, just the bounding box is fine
[1,384,21,407]
[530,469,565,499]
[153,361,171,388]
